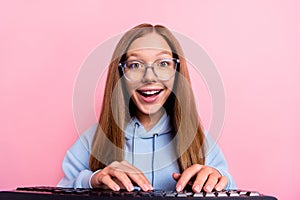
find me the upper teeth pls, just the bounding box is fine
[142,90,160,95]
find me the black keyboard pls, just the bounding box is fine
[0,186,277,200]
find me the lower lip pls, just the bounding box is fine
[138,91,162,103]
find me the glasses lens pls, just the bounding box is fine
[123,61,145,82]
[154,58,177,80]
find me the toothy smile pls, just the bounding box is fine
[137,89,163,97]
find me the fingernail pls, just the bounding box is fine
[146,184,153,191]
[126,184,134,191]
[113,185,120,191]
[176,185,182,192]
[216,186,221,191]
[205,185,211,192]
[193,185,200,193]
[142,184,149,191]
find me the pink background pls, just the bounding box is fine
[1,1,299,199]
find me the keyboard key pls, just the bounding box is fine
[139,191,152,197]
[165,191,177,197]
[89,190,101,196]
[205,192,216,197]
[249,191,260,196]
[176,192,187,197]
[101,190,112,197]
[217,191,228,197]
[124,191,136,197]
[74,189,89,194]
[152,190,165,197]
[185,191,193,197]
[228,190,240,197]
[62,188,75,193]
[112,191,123,197]
[193,192,204,197]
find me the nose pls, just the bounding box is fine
[142,66,158,82]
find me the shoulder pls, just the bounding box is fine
[203,130,228,168]
[203,130,218,151]
[79,124,98,142]
[203,130,223,159]
[70,124,98,153]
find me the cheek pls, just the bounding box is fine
[125,82,138,96]
[162,80,175,102]
[164,77,176,91]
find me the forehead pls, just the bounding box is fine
[127,32,172,54]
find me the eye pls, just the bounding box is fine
[127,61,143,69]
[158,60,172,67]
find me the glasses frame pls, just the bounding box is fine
[118,58,180,82]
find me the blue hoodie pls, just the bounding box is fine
[57,112,236,190]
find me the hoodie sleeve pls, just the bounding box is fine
[57,125,97,188]
[205,134,236,189]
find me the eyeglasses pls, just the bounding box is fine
[118,58,179,82]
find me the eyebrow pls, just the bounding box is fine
[156,50,173,56]
[126,50,173,59]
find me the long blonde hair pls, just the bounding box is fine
[89,23,206,172]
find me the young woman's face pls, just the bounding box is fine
[124,32,175,118]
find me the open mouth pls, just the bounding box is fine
[137,89,163,97]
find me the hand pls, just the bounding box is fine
[172,164,228,193]
[90,160,153,192]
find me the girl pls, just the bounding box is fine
[58,23,236,193]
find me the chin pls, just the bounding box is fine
[137,104,164,116]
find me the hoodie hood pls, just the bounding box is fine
[124,111,173,140]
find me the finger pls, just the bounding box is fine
[176,164,203,192]
[191,167,212,193]
[172,173,181,181]
[202,174,219,192]
[120,161,153,191]
[214,176,228,191]
[111,178,126,190]
[110,161,149,191]
[107,167,135,191]
[98,173,121,191]
[173,173,193,185]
